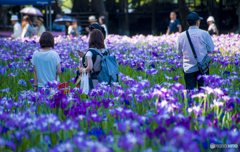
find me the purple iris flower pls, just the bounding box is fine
[18,79,27,86]
[0,137,16,151]
[87,127,105,138]
[46,81,60,88]
[0,88,12,93]
[28,79,34,83]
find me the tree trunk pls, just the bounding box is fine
[178,0,189,31]
[124,0,129,36]
[237,3,240,33]
[52,0,62,16]
[0,5,8,26]
[151,0,156,35]
[72,0,89,12]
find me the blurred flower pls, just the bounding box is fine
[18,79,27,86]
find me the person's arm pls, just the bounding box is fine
[56,63,61,75]
[68,26,72,35]
[205,33,215,53]
[178,25,182,33]
[177,35,183,56]
[11,24,18,38]
[33,66,38,92]
[166,28,170,35]
[78,56,93,73]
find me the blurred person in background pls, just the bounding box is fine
[68,21,82,37]
[166,12,182,35]
[65,21,71,36]
[207,16,218,35]
[34,18,46,36]
[99,16,108,37]
[86,15,98,36]
[32,31,61,92]
[21,15,35,38]
[52,14,66,31]
[11,15,22,39]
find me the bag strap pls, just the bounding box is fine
[186,30,198,59]
[89,48,104,57]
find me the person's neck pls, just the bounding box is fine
[171,18,176,21]
[190,25,198,27]
[41,47,51,52]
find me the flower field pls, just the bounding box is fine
[0,33,240,152]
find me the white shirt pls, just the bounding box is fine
[32,50,61,87]
[177,26,215,73]
[208,23,218,35]
[38,25,46,35]
[101,24,108,37]
[11,22,22,39]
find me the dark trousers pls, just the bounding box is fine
[183,70,209,90]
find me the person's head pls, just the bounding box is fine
[207,16,215,25]
[22,15,33,29]
[170,12,177,20]
[72,21,78,29]
[187,12,203,27]
[88,15,97,25]
[40,31,54,49]
[99,16,106,25]
[11,15,18,25]
[56,14,62,19]
[66,21,71,26]
[35,18,44,26]
[89,23,106,39]
[89,29,105,49]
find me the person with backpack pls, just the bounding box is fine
[77,29,119,89]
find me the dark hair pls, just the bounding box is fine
[89,29,105,49]
[187,19,197,26]
[40,32,54,49]
[89,23,106,39]
[99,16,106,24]
[22,15,33,29]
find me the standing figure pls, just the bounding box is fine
[65,21,71,36]
[11,15,22,39]
[68,21,82,37]
[177,12,215,90]
[78,29,109,89]
[34,18,46,36]
[86,15,98,36]
[207,16,218,35]
[32,31,61,92]
[21,15,35,38]
[52,14,66,32]
[166,12,182,35]
[99,16,108,37]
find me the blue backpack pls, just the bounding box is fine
[83,48,119,89]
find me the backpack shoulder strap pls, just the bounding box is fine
[89,48,104,57]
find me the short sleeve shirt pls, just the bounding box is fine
[168,19,181,34]
[32,50,61,87]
